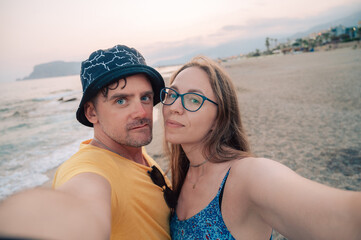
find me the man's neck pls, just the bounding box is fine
[91,137,148,166]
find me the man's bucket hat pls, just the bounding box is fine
[76,45,165,127]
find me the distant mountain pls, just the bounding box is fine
[22,61,81,80]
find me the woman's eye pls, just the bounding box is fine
[191,98,200,104]
[170,93,177,99]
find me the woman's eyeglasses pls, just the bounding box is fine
[160,87,218,112]
[148,165,177,209]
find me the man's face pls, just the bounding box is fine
[91,74,154,147]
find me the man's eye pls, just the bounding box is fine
[117,99,126,105]
[141,95,151,102]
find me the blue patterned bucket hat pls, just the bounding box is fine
[76,45,165,127]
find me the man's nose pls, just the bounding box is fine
[131,101,148,119]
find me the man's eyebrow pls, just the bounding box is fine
[108,91,154,101]
[108,93,132,101]
[143,90,154,96]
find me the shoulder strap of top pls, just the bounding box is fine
[219,168,231,210]
[218,168,274,240]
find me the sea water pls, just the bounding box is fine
[0,75,93,199]
[0,66,178,200]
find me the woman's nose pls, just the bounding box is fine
[168,96,184,114]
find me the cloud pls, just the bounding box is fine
[221,25,247,31]
[143,36,216,64]
[220,17,315,39]
[218,2,361,38]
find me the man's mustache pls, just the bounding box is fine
[127,118,152,130]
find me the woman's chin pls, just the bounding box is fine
[165,134,183,145]
[166,138,181,145]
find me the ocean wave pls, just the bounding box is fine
[0,171,49,199]
[0,135,92,200]
[6,123,29,131]
[31,90,80,102]
[0,107,10,113]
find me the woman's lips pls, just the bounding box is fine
[165,119,184,128]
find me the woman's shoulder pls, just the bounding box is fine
[231,157,280,172]
[229,157,291,184]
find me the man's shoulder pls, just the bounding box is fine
[53,145,120,188]
[58,147,113,172]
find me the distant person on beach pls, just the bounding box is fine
[162,56,361,240]
[0,45,174,239]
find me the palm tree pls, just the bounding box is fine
[315,34,322,46]
[322,32,330,44]
[265,37,270,53]
[302,39,309,50]
[308,39,316,50]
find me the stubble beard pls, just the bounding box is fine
[103,118,153,148]
[123,126,153,147]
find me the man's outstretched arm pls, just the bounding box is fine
[0,173,111,240]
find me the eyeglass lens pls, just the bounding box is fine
[161,88,204,111]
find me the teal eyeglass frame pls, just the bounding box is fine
[160,87,218,112]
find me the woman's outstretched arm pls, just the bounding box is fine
[232,157,361,240]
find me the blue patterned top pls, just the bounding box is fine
[170,169,273,240]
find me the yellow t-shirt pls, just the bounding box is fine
[53,140,171,240]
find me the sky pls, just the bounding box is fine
[1,0,361,82]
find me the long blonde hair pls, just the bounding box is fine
[164,56,252,198]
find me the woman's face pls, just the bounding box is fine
[162,67,218,148]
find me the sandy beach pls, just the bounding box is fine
[42,45,360,240]
[226,46,360,190]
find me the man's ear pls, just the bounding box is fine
[84,101,98,124]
